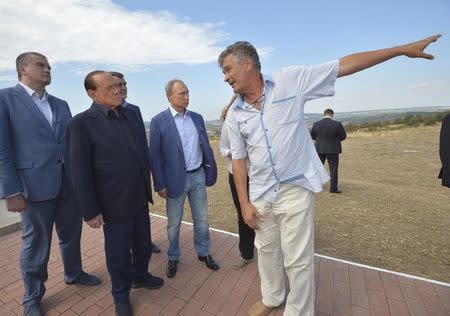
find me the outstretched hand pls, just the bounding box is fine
[402,34,441,60]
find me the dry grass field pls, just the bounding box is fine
[151,124,450,283]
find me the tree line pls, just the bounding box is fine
[344,110,450,133]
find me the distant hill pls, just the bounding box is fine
[144,106,450,132]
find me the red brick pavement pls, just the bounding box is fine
[0,214,449,315]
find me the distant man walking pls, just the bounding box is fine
[311,108,347,194]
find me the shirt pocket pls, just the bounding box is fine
[237,114,258,140]
[269,96,301,124]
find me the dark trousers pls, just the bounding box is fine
[20,169,82,307]
[318,153,340,192]
[103,208,152,304]
[228,173,255,260]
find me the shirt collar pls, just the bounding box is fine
[94,102,122,118]
[169,105,188,118]
[18,81,48,100]
[233,74,273,110]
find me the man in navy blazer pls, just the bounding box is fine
[0,52,100,316]
[67,71,163,316]
[149,79,219,278]
[110,71,162,254]
[311,108,347,194]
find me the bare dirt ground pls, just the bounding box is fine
[151,124,450,283]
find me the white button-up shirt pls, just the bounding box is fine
[225,60,339,203]
[18,81,53,128]
[169,106,202,171]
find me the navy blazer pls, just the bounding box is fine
[0,84,70,201]
[311,118,347,154]
[439,114,450,188]
[67,103,152,223]
[149,108,217,199]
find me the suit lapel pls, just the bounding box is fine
[13,84,55,138]
[48,95,61,140]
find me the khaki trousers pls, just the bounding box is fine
[253,184,315,316]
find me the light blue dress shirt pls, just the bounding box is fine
[18,81,53,128]
[225,60,339,203]
[169,106,202,171]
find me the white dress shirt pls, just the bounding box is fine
[225,60,339,203]
[18,81,53,128]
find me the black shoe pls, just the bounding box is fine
[132,273,164,289]
[166,260,178,278]
[198,255,220,270]
[329,190,342,194]
[24,303,43,316]
[66,271,102,286]
[115,301,132,316]
[151,243,161,253]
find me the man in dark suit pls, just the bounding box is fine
[149,79,219,279]
[0,52,101,316]
[439,113,450,188]
[311,108,347,194]
[110,71,161,254]
[67,71,163,316]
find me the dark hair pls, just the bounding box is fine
[218,41,261,72]
[84,70,106,91]
[110,71,124,79]
[16,52,47,79]
[324,108,334,116]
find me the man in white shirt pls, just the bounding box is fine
[218,35,440,316]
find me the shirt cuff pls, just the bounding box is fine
[4,192,22,199]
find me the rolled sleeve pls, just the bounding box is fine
[281,59,339,101]
[225,115,247,160]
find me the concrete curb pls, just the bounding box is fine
[0,221,22,237]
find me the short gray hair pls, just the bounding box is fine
[218,41,261,72]
[16,52,47,79]
[165,79,184,96]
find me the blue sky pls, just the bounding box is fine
[0,0,449,120]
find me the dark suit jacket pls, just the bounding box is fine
[124,102,147,142]
[439,114,450,188]
[67,103,152,223]
[149,108,217,199]
[310,117,347,154]
[123,102,154,199]
[0,84,70,201]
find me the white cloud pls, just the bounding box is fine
[0,0,227,72]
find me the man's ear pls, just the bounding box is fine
[19,65,27,78]
[244,57,254,70]
[87,89,96,101]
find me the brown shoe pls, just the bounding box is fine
[248,300,276,316]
